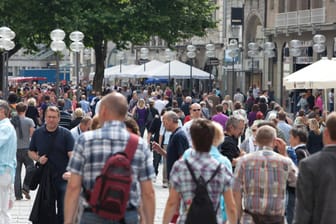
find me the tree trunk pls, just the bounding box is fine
[93,39,107,93]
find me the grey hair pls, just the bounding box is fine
[225,116,243,131]
[164,111,179,123]
[0,100,10,117]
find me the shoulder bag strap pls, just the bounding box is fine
[205,163,222,185]
[185,159,198,184]
[124,133,139,161]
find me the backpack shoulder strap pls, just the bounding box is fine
[124,133,139,162]
[205,163,222,185]
[185,159,199,184]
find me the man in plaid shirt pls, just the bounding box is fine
[64,92,155,224]
[233,125,297,224]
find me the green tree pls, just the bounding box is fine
[0,0,216,92]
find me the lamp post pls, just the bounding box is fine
[140,47,149,71]
[69,30,85,100]
[205,43,215,93]
[117,51,125,73]
[50,29,66,98]
[228,39,239,94]
[289,39,301,115]
[0,26,15,99]
[187,45,196,97]
[247,42,259,77]
[248,41,275,89]
[165,48,172,87]
[312,34,327,111]
[263,42,276,89]
[83,48,91,81]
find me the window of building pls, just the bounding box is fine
[300,0,310,10]
[312,0,322,8]
[288,1,297,11]
[279,0,285,13]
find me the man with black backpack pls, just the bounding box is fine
[162,119,237,224]
[64,92,155,224]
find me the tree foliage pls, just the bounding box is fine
[0,0,217,92]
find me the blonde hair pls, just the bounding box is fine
[308,118,321,135]
[212,121,224,147]
[27,97,37,107]
[73,108,84,119]
[137,98,146,109]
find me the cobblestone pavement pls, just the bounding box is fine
[10,164,169,224]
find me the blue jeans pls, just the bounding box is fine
[286,187,295,224]
[80,209,138,224]
[55,181,67,224]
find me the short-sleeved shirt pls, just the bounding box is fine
[166,127,189,179]
[67,121,155,207]
[183,146,232,221]
[211,113,229,130]
[170,152,233,224]
[232,147,298,222]
[29,125,74,183]
[15,116,34,149]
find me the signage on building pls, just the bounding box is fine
[231,7,244,25]
[207,58,220,66]
[138,59,149,64]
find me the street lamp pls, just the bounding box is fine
[289,39,301,73]
[248,41,275,88]
[165,48,172,87]
[247,42,259,76]
[187,45,196,97]
[313,34,326,59]
[69,30,85,100]
[206,43,215,92]
[117,51,125,73]
[0,26,15,99]
[140,47,149,71]
[228,39,239,91]
[289,39,301,115]
[312,34,327,111]
[50,28,66,97]
[263,42,276,89]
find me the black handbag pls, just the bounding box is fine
[29,162,44,190]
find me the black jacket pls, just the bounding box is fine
[29,163,57,224]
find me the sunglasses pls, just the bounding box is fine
[192,109,201,112]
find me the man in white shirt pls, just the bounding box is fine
[182,103,202,146]
[154,94,167,115]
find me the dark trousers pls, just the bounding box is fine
[153,151,162,176]
[14,149,34,199]
[55,181,67,224]
[286,187,296,224]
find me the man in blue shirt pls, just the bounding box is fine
[153,111,189,180]
[29,106,74,224]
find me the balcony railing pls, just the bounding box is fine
[275,7,325,27]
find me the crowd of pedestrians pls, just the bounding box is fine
[0,81,336,224]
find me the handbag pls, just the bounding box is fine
[29,132,57,190]
[29,162,44,190]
